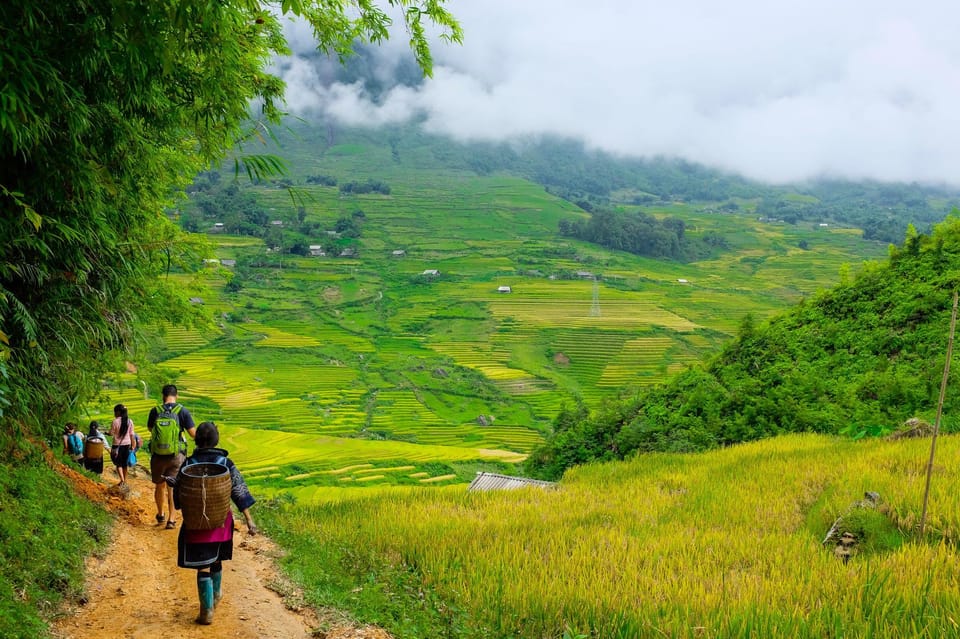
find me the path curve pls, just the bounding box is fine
[50,461,391,639]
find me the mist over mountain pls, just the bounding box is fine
[274,0,960,187]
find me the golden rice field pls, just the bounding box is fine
[269,433,960,638]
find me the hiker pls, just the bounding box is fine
[170,421,257,625]
[147,384,196,529]
[82,420,107,475]
[127,431,144,470]
[62,423,84,464]
[109,404,136,487]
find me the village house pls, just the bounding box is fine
[220,259,236,267]
[422,269,439,277]
[392,249,406,256]
[497,285,512,293]
[309,245,326,257]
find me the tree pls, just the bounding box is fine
[0,0,461,442]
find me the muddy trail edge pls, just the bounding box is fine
[50,461,391,639]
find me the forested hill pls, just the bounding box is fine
[527,217,960,480]
[228,119,960,247]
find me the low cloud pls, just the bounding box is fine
[276,0,960,185]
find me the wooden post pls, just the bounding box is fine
[920,290,959,536]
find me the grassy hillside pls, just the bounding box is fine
[0,452,111,639]
[528,216,960,478]
[259,433,960,638]
[82,122,892,495]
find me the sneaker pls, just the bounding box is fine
[155,513,165,525]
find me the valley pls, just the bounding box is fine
[85,124,890,497]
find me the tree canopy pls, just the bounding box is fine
[0,0,460,442]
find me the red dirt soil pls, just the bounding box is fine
[49,459,392,639]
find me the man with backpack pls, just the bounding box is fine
[147,384,197,529]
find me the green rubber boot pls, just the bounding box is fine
[196,574,215,625]
[211,569,223,608]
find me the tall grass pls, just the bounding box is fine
[0,452,112,639]
[261,434,960,638]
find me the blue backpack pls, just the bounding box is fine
[67,432,83,456]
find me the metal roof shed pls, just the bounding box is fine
[467,472,556,492]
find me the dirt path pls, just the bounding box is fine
[51,463,391,639]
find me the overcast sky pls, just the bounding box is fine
[276,1,960,186]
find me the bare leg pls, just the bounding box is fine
[167,483,177,524]
[154,481,165,521]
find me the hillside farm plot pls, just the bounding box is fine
[160,348,368,435]
[242,322,322,348]
[594,335,699,388]
[222,427,526,486]
[156,322,210,352]
[85,385,161,426]
[464,281,701,331]
[367,389,542,451]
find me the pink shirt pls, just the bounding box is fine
[110,417,136,446]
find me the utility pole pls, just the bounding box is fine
[590,277,601,317]
[920,290,958,536]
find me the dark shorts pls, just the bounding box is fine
[110,445,131,469]
[151,453,185,484]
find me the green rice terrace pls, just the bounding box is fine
[87,126,890,498]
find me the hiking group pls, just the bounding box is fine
[64,383,258,626]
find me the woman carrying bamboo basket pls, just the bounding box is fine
[169,421,257,625]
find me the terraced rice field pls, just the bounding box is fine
[93,133,889,497]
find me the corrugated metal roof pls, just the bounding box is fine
[467,472,556,492]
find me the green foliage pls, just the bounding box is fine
[558,208,717,261]
[529,217,960,478]
[340,178,392,195]
[0,454,112,639]
[837,509,905,555]
[0,0,460,442]
[839,423,895,440]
